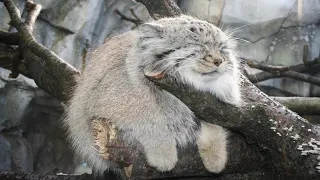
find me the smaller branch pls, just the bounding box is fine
[1,0,80,101]
[272,97,320,115]
[303,44,310,66]
[2,0,41,78]
[247,64,320,82]
[2,0,78,74]
[129,8,141,22]
[246,60,289,73]
[2,0,22,28]
[24,0,42,32]
[245,59,320,86]
[282,70,320,86]
[115,9,142,26]
[0,30,19,45]
[9,46,22,78]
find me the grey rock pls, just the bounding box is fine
[179,0,225,25]
[0,134,11,171]
[0,76,35,129]
[220,0,296,42]
[20,93,77,174]
[5,131,33,172]
[283,0,320,27]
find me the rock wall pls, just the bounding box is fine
[1,0,320,175]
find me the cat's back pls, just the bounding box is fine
[68,30,159,123]
[68,31,139,114]
[83,31,138,83]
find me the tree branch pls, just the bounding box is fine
[147,75,320,178]
[272,97,320,115]
[0,30,19,45]
[246,59,320,86]
[1,0,80,101]
[24,0,42,32]
[115,9,142,26]
[136,0,182,19]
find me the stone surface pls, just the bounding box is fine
[180,0,225,25]
[0,73,36,129]
[5,130,33,173]
[0,135,11,171]
[283,0,320,27]
[220,0,296,42]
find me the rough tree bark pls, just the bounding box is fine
[0,0,319,180]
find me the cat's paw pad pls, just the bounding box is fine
[147,155,177,171]
[145,146,178,171]
[198,147,227,173]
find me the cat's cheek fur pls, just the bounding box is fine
[208,72,241,106]
[180,70,241,106]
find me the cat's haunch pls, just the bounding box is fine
[63,15,241,175]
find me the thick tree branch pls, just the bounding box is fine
[0,171,92,180]
[148,75,320,178]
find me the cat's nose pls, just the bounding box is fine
[213,59,222,67]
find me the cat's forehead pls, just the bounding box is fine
[157,16,226,45]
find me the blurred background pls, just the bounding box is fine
[0,0,319,175]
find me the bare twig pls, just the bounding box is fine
[24,0,42,32]
[247,64,320,82]
[246,59,320,86]
[3,0,41,78]
[282,70,320,86]
[2,0,72,71]
[247,60,290,73]
[1,0,80,101]
[9,46,22,78]
[129,8,141,22]
[303,44,310,66]
[115,9,142,26]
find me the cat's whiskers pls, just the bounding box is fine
[173,62,197,75]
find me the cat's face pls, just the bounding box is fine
[138,16,237,80]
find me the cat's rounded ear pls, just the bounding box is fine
[138,23,163,37]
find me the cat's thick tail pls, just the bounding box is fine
[62,111,121,178]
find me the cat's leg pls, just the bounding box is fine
[137,130,178,171]
[196,121,228,173]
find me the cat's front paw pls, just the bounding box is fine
[197,122,228,173]
[198,146,227,173]
[144,142,178,171]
